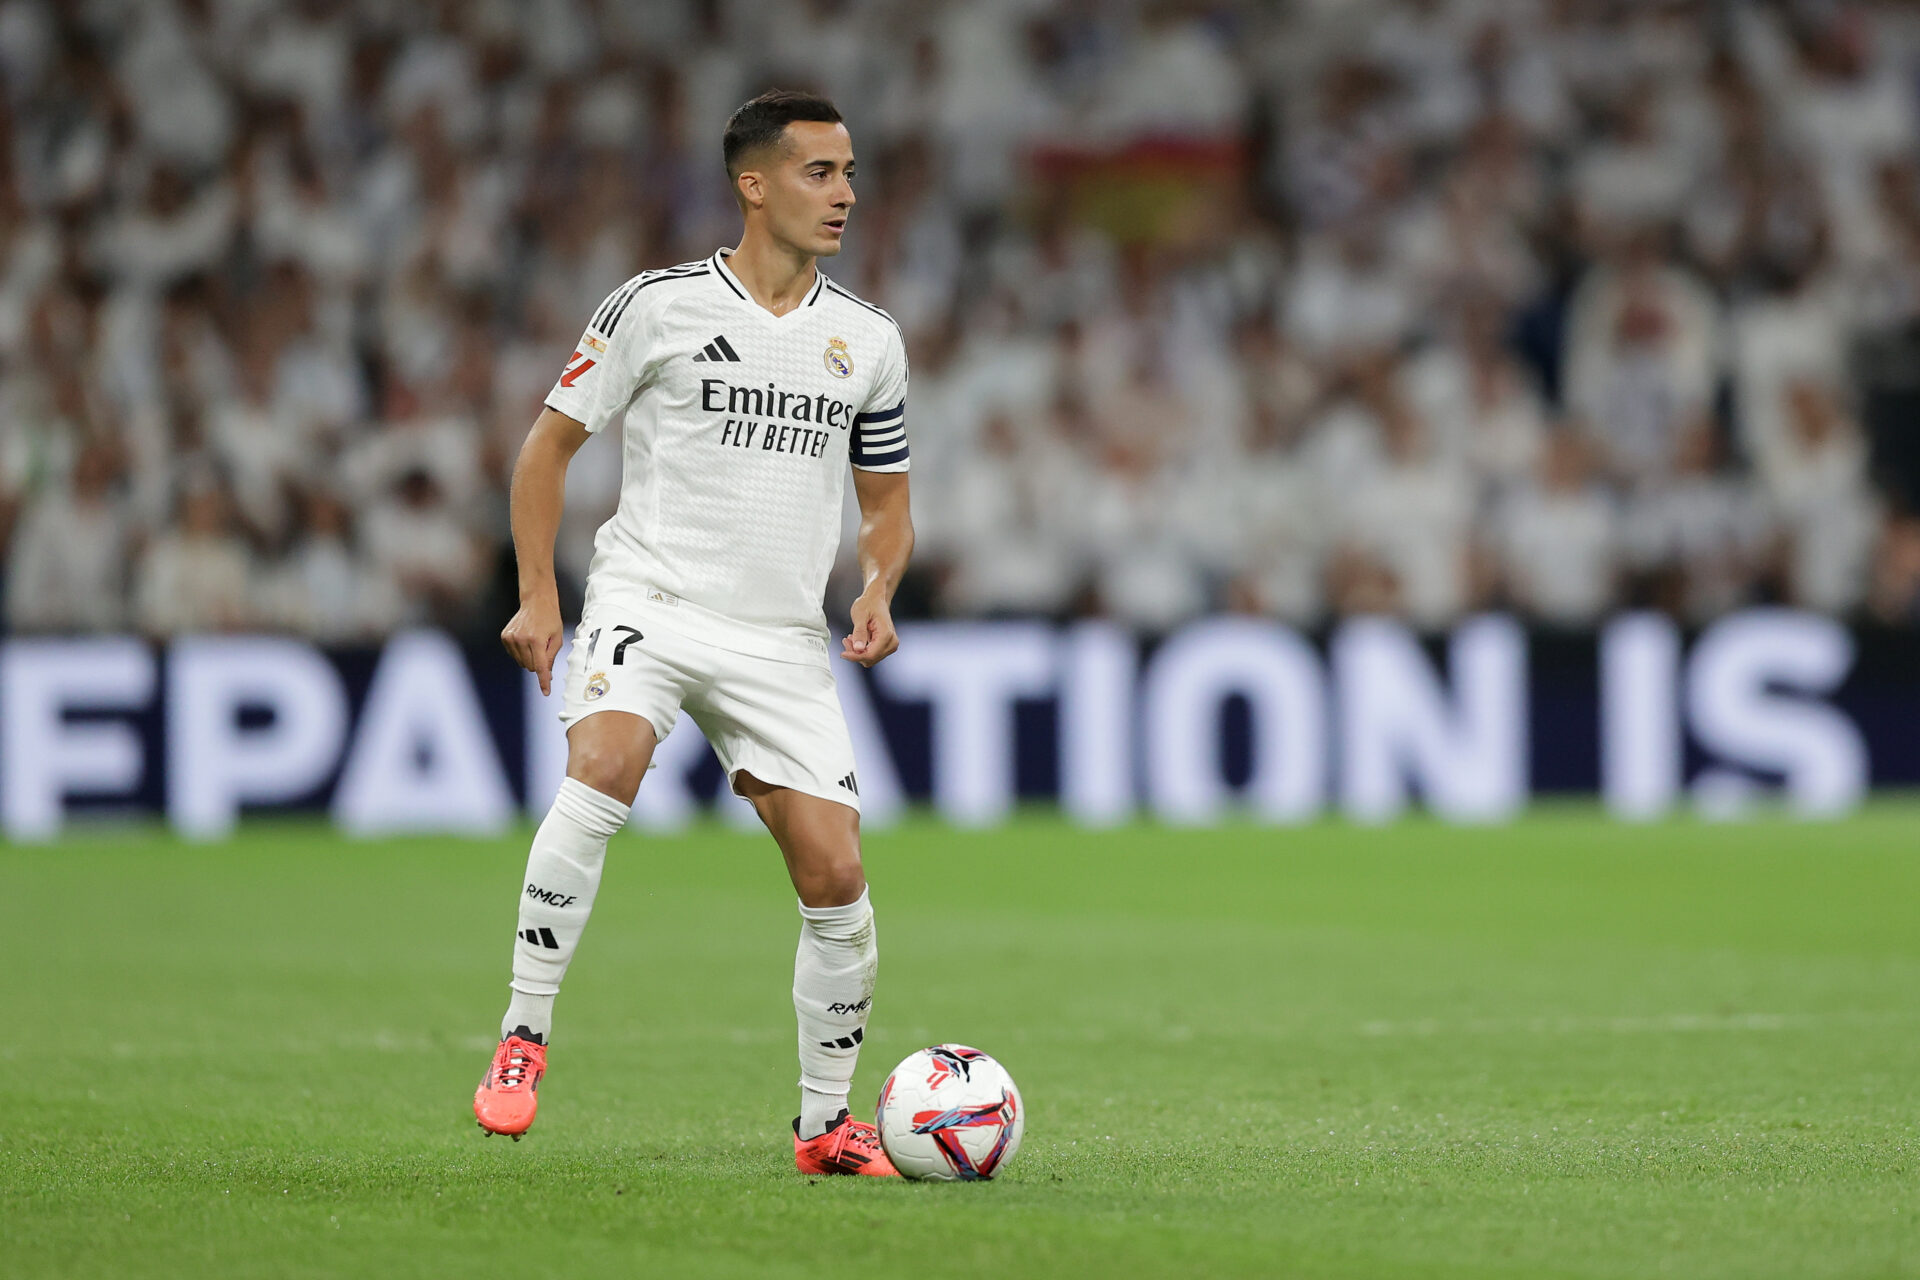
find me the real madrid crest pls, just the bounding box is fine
[824,336,853,379]
[585,671,610,701]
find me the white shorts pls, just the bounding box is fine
[559,604,861,814]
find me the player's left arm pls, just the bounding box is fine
[844,468,912,667]
[844,322,912,666]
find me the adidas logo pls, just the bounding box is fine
[519,927,559,950]
[819,1027,865,1050]
[837,772,859,796]
[690,335,741,363]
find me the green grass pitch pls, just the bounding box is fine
[6,806,1918,1279]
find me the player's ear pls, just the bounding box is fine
[735,169,766,212]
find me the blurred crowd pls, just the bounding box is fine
[5,0,1920,641]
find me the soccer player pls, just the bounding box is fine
[473,89,911,1177]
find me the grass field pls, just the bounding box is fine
[6,806,1918,1279]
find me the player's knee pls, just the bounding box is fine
[796,857,866,909]
[565,714,656,806]
[566,742,642,806]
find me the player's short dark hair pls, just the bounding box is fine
[723,89,843,180]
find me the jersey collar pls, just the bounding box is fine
[711,247,827,317]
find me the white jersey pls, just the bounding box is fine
[545,248,909,665]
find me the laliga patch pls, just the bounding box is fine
[824,336,853,378]
[584,670,610,701]
[581,333,607,353]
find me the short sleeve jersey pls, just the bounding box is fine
[544,248,909,664]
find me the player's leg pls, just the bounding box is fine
[734,774,894,1175]
[476,711,656,1138]
[501,710,658,1043]
[735,773,871,1126]
[689,649,893,1172]
[478,615,691,1138]
[738,771,867,905]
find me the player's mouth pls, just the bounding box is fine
[823,218,847,237]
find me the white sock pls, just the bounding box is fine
[793,888,877,1138]
[800,1084,849,1139]
[500,777,629,1043]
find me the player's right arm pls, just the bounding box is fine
[502,274,666,692]
[501,407,591,695]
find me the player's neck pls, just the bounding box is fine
[726,229,817,318]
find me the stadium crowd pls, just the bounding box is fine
[4,0,1920,640]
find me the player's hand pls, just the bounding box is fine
[501,591,564,695]
[842,589,898,667]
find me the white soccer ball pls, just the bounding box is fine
[875,1044,1024,1181]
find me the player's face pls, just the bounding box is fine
[765,120,857,257]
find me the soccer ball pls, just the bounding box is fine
[875,1044,1024,1181]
